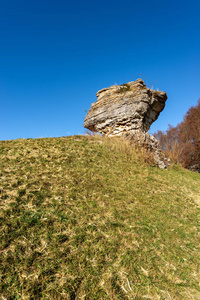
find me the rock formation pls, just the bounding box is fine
[190,164,200,173]
[84,79,169,168]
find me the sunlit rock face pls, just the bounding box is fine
[84,79,168,169]
[84,79,167,137]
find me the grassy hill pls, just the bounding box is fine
[0,135,199,299]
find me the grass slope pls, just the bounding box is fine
[0,135,199,300]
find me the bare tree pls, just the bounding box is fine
[153,99,200,171]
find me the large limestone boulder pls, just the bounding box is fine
[84,79,168,168]
[84,79,167,137]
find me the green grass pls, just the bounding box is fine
[116,83,131,93]
[0,135,199,299]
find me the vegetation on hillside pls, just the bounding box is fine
[0,135,199,299]
[154,99,200,171]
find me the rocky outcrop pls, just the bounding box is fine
[84,79,167,136]
[84,79,169,168]
[190,164,200,173]
[129,130,170,169]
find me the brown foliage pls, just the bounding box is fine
[154,99,200,170]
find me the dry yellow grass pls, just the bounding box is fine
[0,135,199,299]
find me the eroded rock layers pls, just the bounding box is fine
[84,79,167,137]
[84,79,169,168]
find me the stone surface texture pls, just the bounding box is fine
[84,79,169,168]
[190,164,200,173]
[84,79,167,136]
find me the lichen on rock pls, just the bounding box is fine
[84,79,169,168]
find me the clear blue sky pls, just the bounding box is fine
[1,0,200,140]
